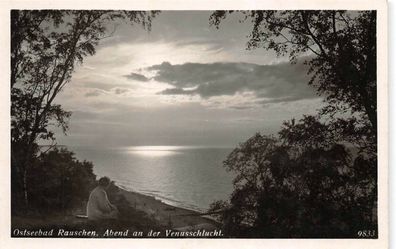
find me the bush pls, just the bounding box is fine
[26,148,96,213]
[211,116,377,238]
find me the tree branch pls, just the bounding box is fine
[300,12,328,58]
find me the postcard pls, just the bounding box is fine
[0,0,388,248]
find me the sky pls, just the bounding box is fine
[54,11,324,148]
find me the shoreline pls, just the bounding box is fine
[117,187,221,230]
[117,184,203,213]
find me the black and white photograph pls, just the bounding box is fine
[1,0,389,248]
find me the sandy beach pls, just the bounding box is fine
[117,188,220,231]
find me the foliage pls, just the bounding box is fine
[11,10,159,208]
[26,148,96,213]
[214,122,376,237]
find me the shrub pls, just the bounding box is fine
[211,117,377,238]
[27,148,96,213]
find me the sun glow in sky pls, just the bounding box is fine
[54,11,323,148]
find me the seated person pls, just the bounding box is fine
[87,176,118,220]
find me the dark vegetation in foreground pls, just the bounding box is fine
[208,130,377,238]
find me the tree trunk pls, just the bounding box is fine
[359,87,377,135]
[22,167,29,208]
[20,140,36,209]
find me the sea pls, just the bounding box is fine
[69,145,235,212]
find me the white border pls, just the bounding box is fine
[389,1,395,248]
[0,1,388,249]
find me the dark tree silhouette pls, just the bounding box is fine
[27,148,96,212]
[11,10,159,208]
[210,128,376,237]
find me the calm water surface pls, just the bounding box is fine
[71,146,235,212]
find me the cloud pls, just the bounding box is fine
[159,88,195,95]
[85,89,105,97]
[229,104,255,110]
[83,87,130,98]
[71,110,101,121]
[257,96,308,105]
[146,60,319,104]
[123,72,150,82]
[80,81,130,91]
[113,88,130,95]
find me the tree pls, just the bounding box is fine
[27,148,96,212]
[11,10,159,208]
[208,10,377,237]
[210,11,376,133]
[214,124,376,237]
